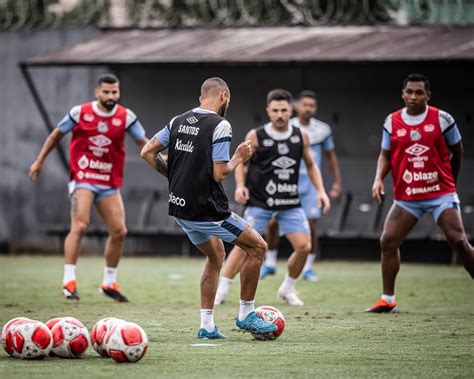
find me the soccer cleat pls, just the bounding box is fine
[365,299,398,313]
[62,280,80,300]
[260,265,276,279]
[277,287,304,306]
[303,269,319,282]
[99,282,129,303]
[214,291,227,305]
[197,326,226,339]
[236,311,278,336]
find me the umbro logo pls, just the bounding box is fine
[271,156,296,169]
[186,116,199,124]
[405,143,429,156]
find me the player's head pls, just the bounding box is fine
[200,77,230,117]
[295,90,317,122]
[266,89,293,130]
[95,74,120,111]
[402,73,431,113]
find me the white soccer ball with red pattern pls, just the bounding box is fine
[1,318,52,359]
[49,317,90,358]
[104,321,148,363]
[252,306,286,340]
[90,317,122,357]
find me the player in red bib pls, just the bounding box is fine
[29,74,148,302]
[367,74,474,313]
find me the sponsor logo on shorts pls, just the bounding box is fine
[405,143,429,157]
[169,192,186,207]
[277,143,289,155]
[186,116,199,124]
[178,124,200,135]
[175,138,194,153]
[112,118,122,127]
[262,139,274,147]
[405,184,441,196]
[396,128,407,137]
[83,113,94,122]
[410,129,422,141]
[97,121,108,133]
[423,124,435,132]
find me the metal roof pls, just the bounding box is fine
[23,26,474,66]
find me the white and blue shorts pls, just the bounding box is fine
[174,212,248,245]
[68,181,119,203]
[299,187,321,220]
[243,206,310,237]
[394,193,460,223]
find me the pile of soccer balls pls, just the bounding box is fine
[1,316,148,363]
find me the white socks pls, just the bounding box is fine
[238,300,255,321]
[63,264,76,285]
[280,274,297,292]
[382,294,396,304]
[217,276,232,295]
[264,249,278,268]
[303,253,316,272]
[200,309,215,332]
[102,266,118,286]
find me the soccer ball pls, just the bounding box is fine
[104,320,148,363]
[252,306,286,341]
[2,319,52,359]
[90,317,122,357]
[49,317,90,358]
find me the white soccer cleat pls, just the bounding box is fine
[214,291,228,305]
[277,287,304,306]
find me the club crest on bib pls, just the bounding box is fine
[277,143,289,155]
[97,121,108,133]
[410,129,421,141]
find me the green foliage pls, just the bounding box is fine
[0,257,473,378]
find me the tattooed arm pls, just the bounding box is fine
[140,138,168,177]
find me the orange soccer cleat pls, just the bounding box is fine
[99,282,129,303]
[62,280,80,300]
[365,298,397,313]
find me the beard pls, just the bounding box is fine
[100,99,117,111]
[218,101,229,117]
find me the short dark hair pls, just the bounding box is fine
[200,77,230,98]
[97,74,119,86]
[403,73,430,92]
[267,89,292,105]
[297,90,317,101]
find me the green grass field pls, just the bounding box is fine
[0,256,473,378]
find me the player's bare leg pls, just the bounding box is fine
[96,192,129,302]
[62,189,94,300]
[195,236,226,339]
[233,225,268,301]
[221,245,246,280]
[260,218,279,279]
[277,232,311,306]
[366,204,417,313]
[195,237,226,309]
[437,208,474,278]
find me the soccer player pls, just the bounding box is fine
[141,77,278,339]
[367,73,474,313]
[29,74,148,302]
[260,90,342,282]
[215,89,331,306]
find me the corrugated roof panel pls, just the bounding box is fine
[23,26,474,65]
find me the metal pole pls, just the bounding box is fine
[19,63,69,174]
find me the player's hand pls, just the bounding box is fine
[372,178,385,203]
[234,186,250,205]
[29,160,43,181]
[318,191,331,214]
[235,141,252,163]
[329,182,342,199]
